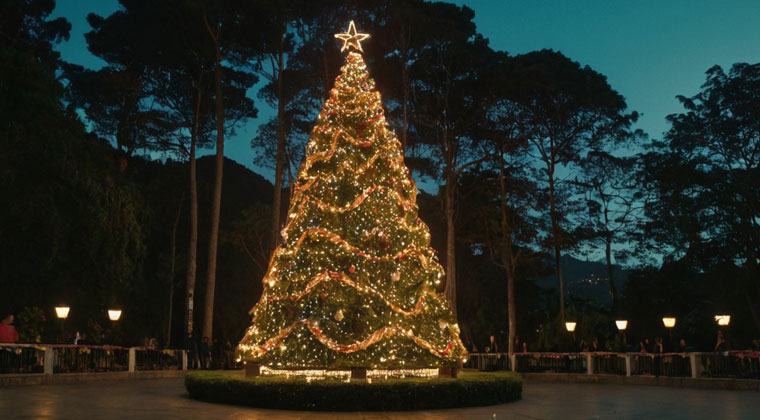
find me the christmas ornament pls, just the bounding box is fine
[334,309,345,322]
[391,271,401,282]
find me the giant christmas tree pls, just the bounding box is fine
[238,21,466,371]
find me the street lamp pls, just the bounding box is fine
[564,321,577,350]
[662,316,676,345]
[55,306,70,319]
[108,309,122,322]
[714,315,730,326]
[615,320,628,348]
[55,306,70,343]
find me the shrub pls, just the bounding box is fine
[185,370,521,411]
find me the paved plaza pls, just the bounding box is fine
[1,377,759,420]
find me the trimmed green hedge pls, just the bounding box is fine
[185,370,522,411]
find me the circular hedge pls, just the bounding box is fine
[185,370,522,411]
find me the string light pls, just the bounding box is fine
[238,22,466,376]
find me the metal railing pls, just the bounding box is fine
[464,353,511,371]
[135,348,183,371]
[514,352,586,373]
[0,344,187,375]
[3,344,758,381]
[697,351,760,379]
[466,351,760,380]
[53,345,129,373]
[0,344,45,374]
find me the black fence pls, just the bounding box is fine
[0,344,186,375]
[514,353,586,374]
[0,345,45,374]
[135,348,183,371]
[466,351,760,380]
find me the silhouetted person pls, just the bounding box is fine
[200,336,211,369]
[714,330,727,352]
[185,334,200,369]
[639,338,651,353]
[653,337,664,376]
[590,337,601,352]
[0,314,19,343]
[487,334,498,353]
[224,340,234,369]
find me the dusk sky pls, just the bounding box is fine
[52,0,760,180]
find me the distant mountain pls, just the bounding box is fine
[537,254,628,308]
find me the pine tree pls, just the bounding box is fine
[238,22,465,370]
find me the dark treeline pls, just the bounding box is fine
[1,0,758,352]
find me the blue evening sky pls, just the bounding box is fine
[52,0,760,178]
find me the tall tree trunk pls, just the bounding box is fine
[444,170,457,319]
[270,30,287,251]
[203,29,224,340]
[498,150,516,356]
[167,194,183,348]
[185,85,202,338]
[548,166,565,324]
[605,235,617,311]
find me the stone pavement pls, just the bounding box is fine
[1,377,758,420]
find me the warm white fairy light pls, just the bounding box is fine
[237,23,465,377]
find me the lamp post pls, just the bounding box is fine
[565,321,577,347]
[55,306,70,343]
[615,320,628,348]
[662,316,676,346]
[106,309,122,345]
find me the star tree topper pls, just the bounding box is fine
[334,20,370,52]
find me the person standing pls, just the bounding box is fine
[653,337,664,377]
[487,334,498,353]
[714,330,727,352]
[224,340,234,369]
[0,314,19,343]
[185,333,200,369]
[200,336,211,369]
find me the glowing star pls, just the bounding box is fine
[334,20,370,52]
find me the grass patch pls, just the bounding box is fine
[185,370,522,411]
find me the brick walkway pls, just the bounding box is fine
[1,377,758,419]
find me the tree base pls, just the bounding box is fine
[186,370,522,410]
[245,363,261,377]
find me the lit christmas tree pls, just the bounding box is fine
[238,21,466,371]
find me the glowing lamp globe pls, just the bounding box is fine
[615,320,628,331]
[108,309,122,322]
[662,317,676,328]
[55,306,70,319]
[714,315,730,326]
[565,322,577,332]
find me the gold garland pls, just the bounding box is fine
[265,270,438,317]
[262,227,436,286]
[240,318,463,359]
